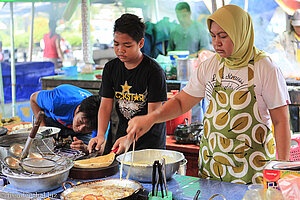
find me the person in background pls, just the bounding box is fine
[271,9,300,132]
[126,5,291,184]
[88,13,167,155]
[30,84,100,153]
[167,2,210,57]
[42,20,64,70]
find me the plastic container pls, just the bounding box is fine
[176,58,199,81]
[61,66,78,76]
[289,135,300,161]
[166,91,192,135]
[148,191,172,200]
[167,51,189,61]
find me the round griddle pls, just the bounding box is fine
[69,159,119,179]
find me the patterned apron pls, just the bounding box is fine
[198,61,276,184]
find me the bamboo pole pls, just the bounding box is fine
[10,2,16,117]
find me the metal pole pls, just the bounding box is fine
[212,0,217,13]
[244,0,248,12]
[10,2,16,117]
[81,0,94,70]
[155,0,159,22]
[0,62,5,118]
[28,2,35,62]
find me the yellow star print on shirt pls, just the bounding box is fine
[121,81,132,93]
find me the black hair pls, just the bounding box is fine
[49,20,57,38]
[114,13,145,43]
[78,95,100,131]
[175,2,191,12]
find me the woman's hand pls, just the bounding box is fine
[126,115,155,143]
[70,137,88,154]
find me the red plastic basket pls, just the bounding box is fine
[289,135,300,161]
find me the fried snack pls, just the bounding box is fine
[74,152,115,168]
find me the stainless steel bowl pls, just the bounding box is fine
[116,149,185,182]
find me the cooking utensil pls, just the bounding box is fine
[4,156,20,169]
[149,159,171,199]
[126,133,136,180]
[60,179,143,200]
[9,143,24,157]
[10,126,61,138]
[3,143,25,170]
[0,127,8,136]
[161,158,168,195]
[2,154,73,192]
[116,149,185,182]
[193,189,201,200]
[21,157,56,174]
[20,111,44,159]
[0,132,43,147]
[69,159,119,179]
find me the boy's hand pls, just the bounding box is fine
[88,135,105,153]
[112,135,131,155]
[70,137,88,154]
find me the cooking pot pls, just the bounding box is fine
[60,179,143,200]
[2,155,73,192]
[116,149,185,182]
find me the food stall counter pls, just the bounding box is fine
[41,72,186,94]
[0,171,249,200]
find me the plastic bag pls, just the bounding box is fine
[242,188,284,200]
[278,175,300,200]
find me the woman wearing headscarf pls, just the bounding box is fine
[126,5,291,184]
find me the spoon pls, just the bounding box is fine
[4,156,21,169]
[9,143,24,157]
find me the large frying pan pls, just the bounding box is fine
[0,132,43,147]
[60,179,143,200]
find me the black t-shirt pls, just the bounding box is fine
[100,54,167,151]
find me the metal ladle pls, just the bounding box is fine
[4,111,45,170]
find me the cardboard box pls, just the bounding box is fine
[263,160,300,190]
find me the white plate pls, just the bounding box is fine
[9,126,61,137]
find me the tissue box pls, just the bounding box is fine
[263,160,300,190]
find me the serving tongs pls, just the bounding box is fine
[151,158,170,199]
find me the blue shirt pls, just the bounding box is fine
[37,84,92,129]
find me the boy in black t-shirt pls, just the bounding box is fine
[88,14,167,154]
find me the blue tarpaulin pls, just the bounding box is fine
[0,61,55,103]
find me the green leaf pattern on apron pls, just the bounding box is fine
[198,62,276,184]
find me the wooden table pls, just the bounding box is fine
[166,135,199,177]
